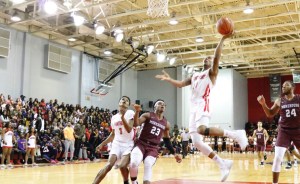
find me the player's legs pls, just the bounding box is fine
[92,154,118,184]
[143,156,156,184]
[24,148,31,165]
[195,117,248,150]
[285,150,292,169]
[119,154,131,184]
[191,132,232,182]
[129,147,143,184]
[272,146,286,184]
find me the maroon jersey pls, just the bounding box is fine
[138,112,167,146]
[256,129,265,145]
[279,95,300,129]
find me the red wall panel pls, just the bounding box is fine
[247,75,300,123]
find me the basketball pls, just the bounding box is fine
[216,17,234,35]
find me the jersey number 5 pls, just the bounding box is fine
[150,126,160,136]
[286,109,297,117]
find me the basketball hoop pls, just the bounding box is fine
[147,0,169,18]
[90,82,112,100]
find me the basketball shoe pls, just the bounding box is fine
[234,130,248,150]
[220,159,233,182]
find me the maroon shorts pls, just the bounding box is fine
[276,127,300,148]
[135,140,159,160]
[256,144,265,152]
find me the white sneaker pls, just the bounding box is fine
[7,164,14,168]
[234,130,248,150]
[0,164,6,169]
[32,163,38,167]
[220,159,233,182]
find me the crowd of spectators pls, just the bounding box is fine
[0,93,113,168]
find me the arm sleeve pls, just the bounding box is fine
[163,137,175,154]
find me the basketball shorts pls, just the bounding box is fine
[276,127,300,148]
[189,111,210,133]
[256,144,266,152]
[109,141,134,162]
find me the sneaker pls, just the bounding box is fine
[234,130,248,150]
[264,153,267,161]
[220,159,233,182]
[294,160,298,167]
[23,163,28,167]
[286,162,292,169]
[32,163,38,167]
[7,164,14,168]
[260,161,264,165]
[0,164,6,169]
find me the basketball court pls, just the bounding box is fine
[1,153,299,184]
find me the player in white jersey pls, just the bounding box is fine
[24,127,37,166]
[92,96,135,184]
[156,32,248,182]
[1,122,15,169]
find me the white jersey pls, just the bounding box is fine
[28,134,36,148]
[1,129,13,147]
[111,110,135,145]
[190,69,214,117]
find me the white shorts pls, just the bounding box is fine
[189,111,210,133]
[109,141,134,162]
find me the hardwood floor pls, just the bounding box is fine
[0,152,299,184]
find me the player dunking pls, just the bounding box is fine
[252,121,269,165]
[156,33,248,182]
[257,80,300,184]
[92,96,135,184]
[129,99,182,184]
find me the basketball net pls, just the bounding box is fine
[147,0,169,18]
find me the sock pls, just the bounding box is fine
[124,180,129,184]
[131,177,137,184]
[212,155,224,166]
[223,130,236,139]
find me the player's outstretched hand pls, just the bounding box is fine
[257,95,266,105]
[133,104,142,112]
[155,70,170,81]
[175,154,182,163]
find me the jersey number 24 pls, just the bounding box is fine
[286,109,297,117]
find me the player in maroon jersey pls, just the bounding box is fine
[252,121,269,165]
[129,99,182,184]
[257,80,300,184]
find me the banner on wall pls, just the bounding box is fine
[269,74,281,102]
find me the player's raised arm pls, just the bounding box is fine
[155,70,191,88]
[133,104,150,126]
[210,33,233,83]
[257,95,280,118]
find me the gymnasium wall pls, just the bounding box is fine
[0,27,137,110]
[247,75,299,123]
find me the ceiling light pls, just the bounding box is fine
[169,57,176,65]
[114,28,123,34]
[95,24,105,35]
[68,38,76,42]
[291,68,295,71]
[11,12,21,22]
[63,0,72,8]
[157,53,166,62]
[73,14,84,26]
[195,37,204,43]
[115,33,124,42]
[132,41,139,49]
[44,0,58,15]
[104,50,112,55]
[169,18,178,25]
[243,7,254,14]
[10,0,25,4]
[188,67,194,74]
[147,45,155,54]
[232,64,238,67]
